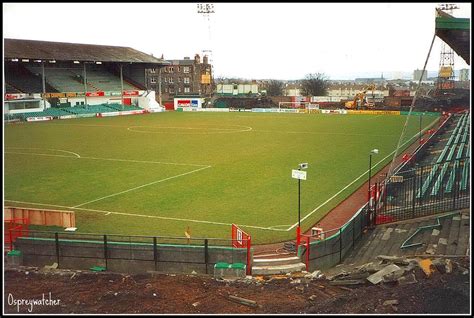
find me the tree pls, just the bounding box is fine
[300,73,329,96]
[266,80,284,96]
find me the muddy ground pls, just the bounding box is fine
[3,257,470,314]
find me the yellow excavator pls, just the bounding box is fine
[344,84,376,110]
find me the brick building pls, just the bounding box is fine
[146,54,212,102]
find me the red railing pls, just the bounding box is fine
[4,218,29,251]
[231,224,252,275]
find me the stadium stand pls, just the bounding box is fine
[5,38,168,121]
[26,66,90,93]
[80,68,138,91]
[5,64,58,93]
[5,82,22,93]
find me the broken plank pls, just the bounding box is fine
[227,295,258,308]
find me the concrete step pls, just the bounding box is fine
[252,262,306,276]
[253,251,294,258]
[253,256,301,267]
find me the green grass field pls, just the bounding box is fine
[4,111,438,244]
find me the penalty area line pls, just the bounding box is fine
[4,199,288,232]
[72,165,212,208]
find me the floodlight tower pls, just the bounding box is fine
[436,3,459,95]
[197,3,215,98]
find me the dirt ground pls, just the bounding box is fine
[4,257,470,314]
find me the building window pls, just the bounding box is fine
[184,77,190,84]
[150,77,156,84]
[178,77,181,83]
[164,87,168,93]
[184,87,190,93]
[169,67,174,73]
[169,88,174,94]
[177,66,181,72]
[178,87,182,93]
[150,68,156,73]
[169,77,174,84]
[183,66,190,73]
[164,77,168,83]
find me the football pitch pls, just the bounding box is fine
[4,112,438,244]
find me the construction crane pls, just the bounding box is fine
[344,84,376,110]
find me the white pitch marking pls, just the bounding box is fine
[252,129,398,137]
[105,212,111,216]
[287,117,440,231]
[5,152,81,159]
[5,148,209,167]
[127,124,252,134]
[80,156,209,167]
[4,199,288,232]
[5,147,81,158]
[268,224,292,229]
[72,165,212,208]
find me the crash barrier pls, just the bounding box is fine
[4,206,75,228]
[11,230,251,276]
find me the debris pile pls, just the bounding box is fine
[326,255,468,286]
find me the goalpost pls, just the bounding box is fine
[278,101,320,111]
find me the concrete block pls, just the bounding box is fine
[381,228,393,241]
[383,299,399,306]
[367,264,401,285]
[431,229,440,236]
[383,269,405,283]
[425,244,437,255]
[438,238,448,245]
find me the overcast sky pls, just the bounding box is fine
[3,2,471,80]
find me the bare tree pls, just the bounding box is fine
[266,80,284,96]
[300,73,329,96]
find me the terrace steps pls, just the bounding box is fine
[252,254,306,275]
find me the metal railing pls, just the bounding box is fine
[9,230,252,275]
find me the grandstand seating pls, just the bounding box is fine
[417,113,469,198]
[23,66,140,93]
[81,68,138,91]
[5,82,22,94]
[6,66,45,93]
[27,66,89,93]
[105,103,142,111]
